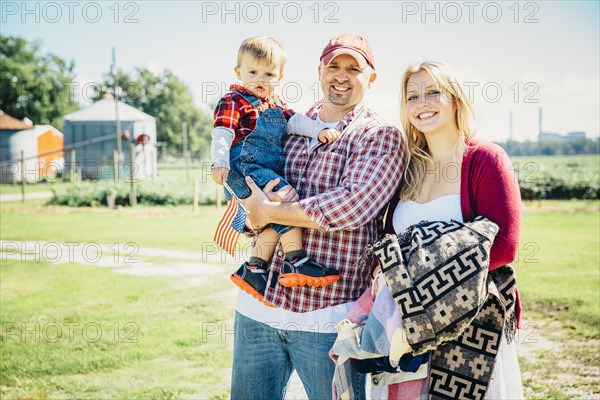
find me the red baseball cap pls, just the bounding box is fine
[320,33,375,70]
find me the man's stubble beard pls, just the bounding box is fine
[324,86,352,106]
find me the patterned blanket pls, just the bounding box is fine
[331,217,518,400]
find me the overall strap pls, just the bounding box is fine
[233,90,262,108]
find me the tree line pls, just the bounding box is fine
[496,138,599,156]
[1,35,214,159]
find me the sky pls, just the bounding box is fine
[2,0,599,142]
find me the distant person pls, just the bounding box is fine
[134,133,155,179]
[210,36,342,306]
[235,33,404,399]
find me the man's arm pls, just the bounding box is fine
[242,176,320,230]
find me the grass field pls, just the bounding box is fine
[1,199,599,399]
[510,154,599,173]
[1,259,232,399]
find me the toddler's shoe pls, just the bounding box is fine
[230,262,277,308]
[278,257,340,287]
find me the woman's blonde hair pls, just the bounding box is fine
[399,61,476,200]
[237,36,287,72]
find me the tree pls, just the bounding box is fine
[0,36,78,129]
[496,138,600,156]
[93,68,213,158]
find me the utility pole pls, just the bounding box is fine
[509,111,513,142]
[183,121,190,181]
[112,47,123,170]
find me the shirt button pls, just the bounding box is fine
[372,377,379,385]
[302,150,306,154]
[277,250,284,257]
[301,178,306,183]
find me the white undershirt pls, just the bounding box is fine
[392,194,463,233]
[235,114,353,332]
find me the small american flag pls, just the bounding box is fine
[214,185,247,256]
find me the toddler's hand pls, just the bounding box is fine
[318,128,342,144]
[211,166,229,185]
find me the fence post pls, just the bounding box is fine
[20,150,25,202]
[216,185,222,210]
[193,179,199,214]
[70,148,76,183]
[183,121,190,182]
[113,150,119,182]
[129,143,137,207]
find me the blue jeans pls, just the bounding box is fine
[230,312,366,400]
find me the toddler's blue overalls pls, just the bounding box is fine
[225,90,294,237]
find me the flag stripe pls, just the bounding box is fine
[214,196,246,256]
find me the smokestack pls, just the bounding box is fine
[509,111,513,141]
[538,107,543,136]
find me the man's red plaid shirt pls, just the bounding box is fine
[262,102,405,313]
[213,84,295,147]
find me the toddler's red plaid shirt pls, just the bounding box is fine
[213,84,295,147]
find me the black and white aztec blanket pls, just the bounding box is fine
[362,216,518,400]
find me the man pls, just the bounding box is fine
[231,33,404,400]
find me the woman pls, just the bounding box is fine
[331,62,524,399]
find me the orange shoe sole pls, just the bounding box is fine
[230,273,278,308]
[278,273,340,288]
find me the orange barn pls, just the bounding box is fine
[0,111,64,182]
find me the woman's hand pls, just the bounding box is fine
[371,266,383,296]
[240,176,271,231]
[263,178,299,202]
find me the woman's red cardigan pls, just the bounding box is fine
[383,139,523,327]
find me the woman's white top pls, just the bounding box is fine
[388,195,525,400]
[392,194,463,233]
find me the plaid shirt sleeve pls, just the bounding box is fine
[213,95,241,130]
[299,125,404,232]
[283,107,295,121]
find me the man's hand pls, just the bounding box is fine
[263,178,299,202]
[318,128,342,144]
[211,166,229,185]
[240,176,271,231]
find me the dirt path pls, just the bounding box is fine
[516,319,599,399]
[0,191,53,202]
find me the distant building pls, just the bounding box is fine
[62,94,157,180]
[0,111,64,182]
[538,132,562,141]
[537,107,586,142]
[538,131,587,142]
[566,131,586,140]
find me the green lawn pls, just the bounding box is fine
[516,206,600,339]
[0,203,237,251]
[1,260,232,399]
[1,202,238,399]
[1,200,598,398]
[0,182,73,195]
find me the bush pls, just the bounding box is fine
[48,181,218,207]
[520,172,599,200]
